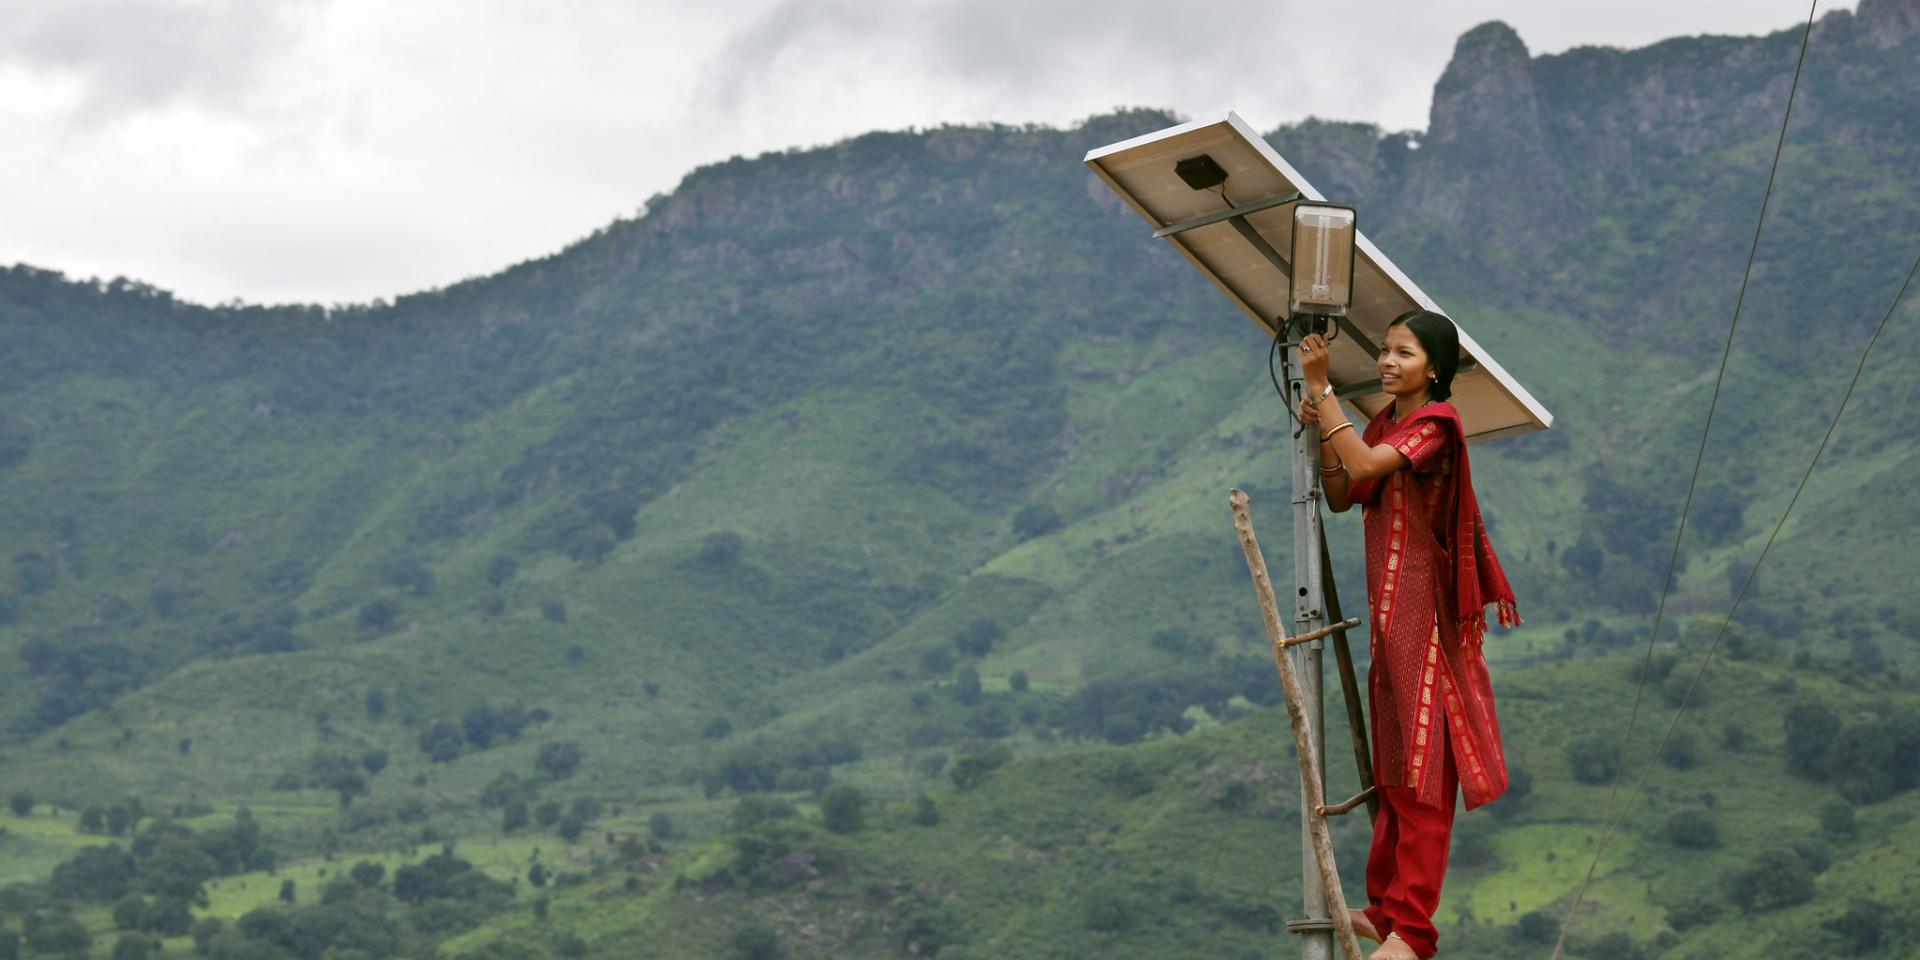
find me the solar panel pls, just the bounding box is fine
[1084,112,1553,444]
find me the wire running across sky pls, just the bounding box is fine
[1549,2,1920,953]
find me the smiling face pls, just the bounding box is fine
[1379,322,1434,402]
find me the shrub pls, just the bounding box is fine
[953,666,982,705]
[954,619,1002,657]
[1660,728,1697,769]
[731,924,780,960]
[1727,849,1814,912]
[699,532,745,568]
[1011,503,1062,540]
[821,784,867,834]
[1664,809,1720,849]
[1828,722,1896,804]
[1783,701,1840,779]
[357,597,401,631]
[1565,735,1615,785]
[1819,798,1856,836]
[913,794,940,826]
[536,741,583,780]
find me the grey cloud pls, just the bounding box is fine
[0,0,320,121]
[697,0,1298,115]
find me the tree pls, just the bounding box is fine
[953,619,1002,657]
[143,898,191,936]
[419,719,463,763]
[8,792,31,816]
[110,935,149,960]
[1828,722,1896,804]
[1564,735,1615,785]
[1664,809,1720,849]
[731,923,780,960]
[821,785,866,834]
[1824,897,1887,955]
[362,749,388,776]
[1009,670,1029,692]
[111,895,147,930]
[528,863,548,887]
[1783,701,1840,778]
[486,554,518,586]
[1012,503,1062,540]
[349,861,385,887]
[502,801,529,833]
[698,531,745,568]
[558,813,585,842]
[913,794,940,826]
[649,812,674,840]
[537,741,584,780]
[1819,798,1856,836]
[1727,849,1813,912]
[25,917,89,957]
[364,686,388,719]
[529,799,559,827]
[51,844,137,901]
[1659,728,1697,769]
[462,704,499,749]
[953,666,982,705]
[358,597,401,631]
[278,878,296,903]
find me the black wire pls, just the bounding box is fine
[1552,250,1915,959]
[1552,4,1819,956]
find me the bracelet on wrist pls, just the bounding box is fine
[1321,421,1355,442]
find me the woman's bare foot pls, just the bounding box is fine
[1348,908,1382,943]
[1368,931,1419,960]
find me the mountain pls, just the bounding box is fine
[0,2,1916,959]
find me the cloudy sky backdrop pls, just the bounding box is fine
[0,0,1840,305]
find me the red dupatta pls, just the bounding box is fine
[1344,401,1521,648]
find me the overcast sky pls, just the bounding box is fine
[0,0,1843,306]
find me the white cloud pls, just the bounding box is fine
[0,0,1854,306]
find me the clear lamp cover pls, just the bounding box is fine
[1289,204,1356,318]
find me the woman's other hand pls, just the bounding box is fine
[1299,393,1323,426]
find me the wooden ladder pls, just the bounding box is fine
[1232,488,1374,960]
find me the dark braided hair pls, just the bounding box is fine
[1387,309,1460,404]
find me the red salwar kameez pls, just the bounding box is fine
[1343,400,1520,959]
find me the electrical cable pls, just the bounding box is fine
[1550,247,1916,960]
[1548,4,1819,954]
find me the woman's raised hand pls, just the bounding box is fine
[1299,394,1323,426]
[1299,332,1331,390]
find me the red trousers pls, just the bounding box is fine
[1362,719,1458,959]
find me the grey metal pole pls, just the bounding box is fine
[1284,333,1332,960]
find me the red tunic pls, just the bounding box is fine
[1352,403,1512,811]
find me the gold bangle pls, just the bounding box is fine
[1321,421,1355,443]
[1319,462,1345,475]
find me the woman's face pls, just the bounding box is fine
[1380,323,1433,401]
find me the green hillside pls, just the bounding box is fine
[0,3,1917,959]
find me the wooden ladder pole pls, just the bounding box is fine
[1231,488,1365,960]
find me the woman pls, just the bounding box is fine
[1296,310,1520,960]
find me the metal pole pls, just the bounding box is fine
[1284,330,1332,960]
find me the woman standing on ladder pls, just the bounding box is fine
[1297,310,1521,960]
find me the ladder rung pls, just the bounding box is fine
[1276,617,1363,649]
[1315,786,1376,818]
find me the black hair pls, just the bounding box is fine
[1387,309,1460,404]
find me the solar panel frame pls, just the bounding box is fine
[1084,111,1554,444]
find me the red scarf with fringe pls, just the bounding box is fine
[1345,401,1520,647]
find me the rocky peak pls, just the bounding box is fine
[1856,0,1920,47]
[1427,21,1542,149]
